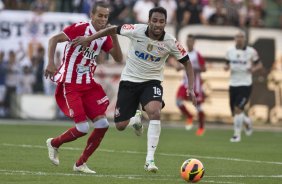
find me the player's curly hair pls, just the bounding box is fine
[149,7,167,21]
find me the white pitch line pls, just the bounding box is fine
[2,143,282,166]
[0,169,244,184]
[206,175,282,178]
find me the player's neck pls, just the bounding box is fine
[148,31,163,41]
[91,21,101,32]
[236,44,246,50]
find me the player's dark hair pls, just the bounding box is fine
[187,34,195,39]
[91,1,110,14]
[149,7,167,21]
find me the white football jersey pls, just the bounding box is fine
[118,24,188,82]
[226,46,259,86]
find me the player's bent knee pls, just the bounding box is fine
[76,122,90,133]
[94,118,109,128]
[176,99,184,107]
[147,110,161,120]
[115,122,127,131]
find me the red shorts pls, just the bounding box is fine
[176,84,205,103]
[55,82,109,123]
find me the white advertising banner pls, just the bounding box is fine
[0,10,88,56]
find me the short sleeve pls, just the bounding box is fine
[101,36,113,52]
[197,52,205,67]
[118,24,136,39]
[170,40,188,61]
[63,22,88,41]
[251,48,259,62]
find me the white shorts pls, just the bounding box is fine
[0,85,7,102]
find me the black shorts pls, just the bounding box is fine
[114,80,164,123]
[229,85,252,115]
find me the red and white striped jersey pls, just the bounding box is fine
[54,21,113,85]
[182,50,205,93]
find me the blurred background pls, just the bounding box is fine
[0,0,281,126]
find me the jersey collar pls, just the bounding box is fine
[236,45,247,50]
[145,26,165,41]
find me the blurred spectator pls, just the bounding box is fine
[4,50,24,117]
[109,0,131,25]
[209,1,227,25]
[264,0,282,28]
[183,0,207,25]
[159,0,177,25]
[133,0,155,23]
[223,0,245,27]
[241,0,265,27]
[60,0,74,12]
[0,51,7,117]
[17,65,35,94]
[30,0,49,14]
[32,47,45,93]
[202,0,216,21]
[0,0,4,10]
[176,0,190,27]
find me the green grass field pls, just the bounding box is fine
[0,120,281,184]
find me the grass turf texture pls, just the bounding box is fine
[0,120,281,184]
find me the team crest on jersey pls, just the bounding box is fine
[147,44,153,52]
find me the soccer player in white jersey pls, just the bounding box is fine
[44,2,123,173]
[225,31,263,142]
[175,34,206,136]
[73,7,197,173]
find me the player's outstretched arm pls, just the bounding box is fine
[182,60,197,106]
[72,26,118,48]
[44,33,68,80]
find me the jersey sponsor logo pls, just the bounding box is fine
[122,24,135,30]
[135,51,161,62]
[175,41,186,56]
[78,46,98,60]
[76,64,90,74]
[231,60,247,65]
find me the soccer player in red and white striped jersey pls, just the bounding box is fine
[176,34,206,136]
[44,2,123,173]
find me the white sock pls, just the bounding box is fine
[243,113,251,126]
[146,120,161,162]
[233,113,244,137]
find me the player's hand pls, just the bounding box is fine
[72,36,90,50]
[187,89,197,106]
[44,63,57,80]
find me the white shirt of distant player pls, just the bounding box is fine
[226,46,259,86]
[119,24,188,82]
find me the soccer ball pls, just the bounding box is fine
[180,158,205,183]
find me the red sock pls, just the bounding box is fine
[76,127,108,166]
[51,127,87,148]
[178,105,193,118]
[198,111,205,129]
